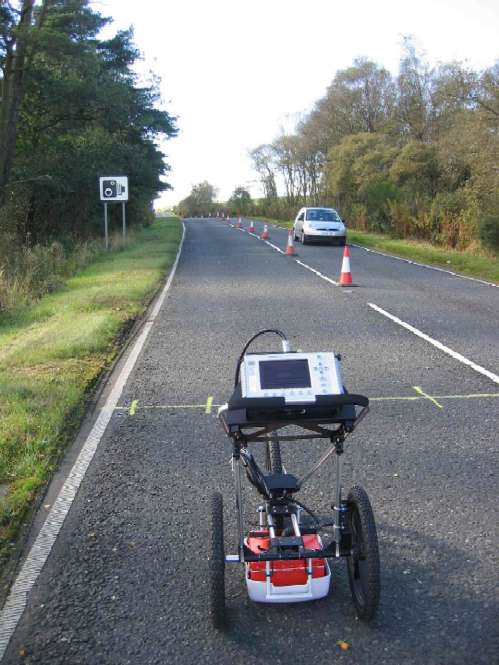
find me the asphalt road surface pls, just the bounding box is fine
[2,218,498,664]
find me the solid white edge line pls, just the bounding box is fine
[353,244,498,288]
[0,222,187,660]
[368,302,499,385]
[226,218,496,290]
[226,218,497,383]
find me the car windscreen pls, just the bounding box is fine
[305,209,341,222]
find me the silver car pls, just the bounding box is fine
[293,207,346,245]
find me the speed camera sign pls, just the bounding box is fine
[99,176,128,201]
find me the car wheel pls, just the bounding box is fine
[301,231,308,245]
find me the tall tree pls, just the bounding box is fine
[396,37,433,140]
[1,1,177,241]
[249,144,277,200]
[0,0,50,204]
[177,181,217,216]
[228,186,252,215]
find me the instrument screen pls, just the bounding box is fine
[260,359,311,389]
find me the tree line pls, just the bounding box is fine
[179,40,498,254]
[0,0,177,309]
[248,39,498,252]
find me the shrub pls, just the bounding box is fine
[350,204,369,231]
[430,190,467,247]
[359,180,400,232]
[0,237,103,315]
[479,214,499,252]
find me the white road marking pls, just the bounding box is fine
[369,302,499,385]
[354,244,499,288]
[228,220,499,385]
[294,259,338,285]
[0,223,187,660]
[264,240,284,254]
[241,220,498,290]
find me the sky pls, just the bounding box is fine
[94,0,499,209]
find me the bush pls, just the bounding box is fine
[479,214,499,252]
[349,204,369,231]
[360,180,400,231]
[430,190,467,247]
[0,237,103,315]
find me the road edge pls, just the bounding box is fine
[0,223,186,661]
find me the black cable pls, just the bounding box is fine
[234,328,288,387]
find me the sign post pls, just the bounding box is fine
[99,176,129,248]
[104,202,109,249]
[122,201,126,238]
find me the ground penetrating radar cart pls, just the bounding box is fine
[211,329,380,629]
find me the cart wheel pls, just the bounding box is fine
[346,485,380,621]
[265,438,283,473]
[209,492,226,629]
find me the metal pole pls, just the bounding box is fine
[104,203,109,250]
[234,455,245,561]
[122,201,126,239]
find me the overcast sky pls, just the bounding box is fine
[95,0,499,208]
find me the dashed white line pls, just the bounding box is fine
[238,222,340,282]
[227,220,499,385]
[294,259,338,286]
[264,240,285,254]
[368,302,499,385]
[0,223,187,660]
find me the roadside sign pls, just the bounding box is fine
[99,176,129,201]
[99,176,129,249]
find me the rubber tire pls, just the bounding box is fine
[301,231,309,245]
[265,438,283,473]
[209,492,226,629]
[346,485,380,621]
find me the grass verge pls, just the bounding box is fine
[0,217,182,571]
[251,217,499,284]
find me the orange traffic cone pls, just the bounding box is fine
[338,245,353,286]
[284,228,296,256]
[261,224,270,240]
[249,220,255,233]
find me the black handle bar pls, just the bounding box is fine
[227,389,368,412]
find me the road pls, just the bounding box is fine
[1,217,498,664]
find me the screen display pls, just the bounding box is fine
[260,359,311,390]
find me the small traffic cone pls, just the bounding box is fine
[284,228,296,256]
[261,224,270,240]
[338,245,353,286]
[249,220,255,233]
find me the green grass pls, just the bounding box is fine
[0,217,182,569]
[252,217,499,284]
